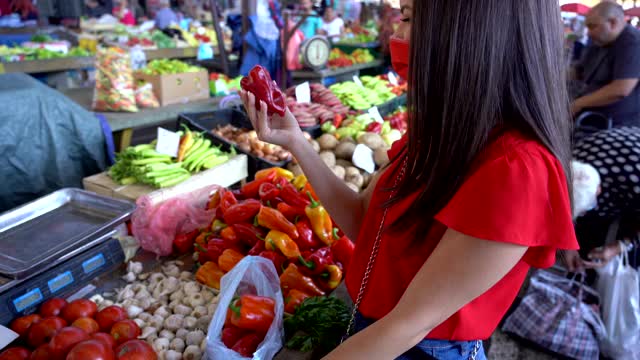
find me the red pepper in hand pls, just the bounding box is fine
[218,249,245,272]
[241,171,276,198]
[280,263,325,296]
[259,182,280,202]
[229,295,276,333]
[259,251,287,274]
[366,122,383,134]
[224,200,262,225]
[295,219,322,251]
[332,229,355,269]
[257,206,299,239]
[221,326,248,348]
[173,229,198,254]
[280,183,311,209]
[305,192,333,246]
[248,239,266,256]
[265,230,301,259]
[299,247,333,275]
[231,333,263,357]
[277,202,306,222]
[284,289,311,314]
[240,65,286,117]
[232,223,266,247]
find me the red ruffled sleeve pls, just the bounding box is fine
[434,142,578,268]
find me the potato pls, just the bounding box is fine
[332,165,346,180]
[339,136,356,144]
[346,182,360,193]
[310,140,321,153]
[357,133,386,150]
[345,166,360,179]
[336,159,353,169]
[319,151,336,167]
[317,134,339,151]
[374,148,390,167]
[346,172,364,189]
[334,142,356,160]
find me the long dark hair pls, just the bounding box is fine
[388,0,573,236]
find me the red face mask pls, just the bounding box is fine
[390,37,410,80]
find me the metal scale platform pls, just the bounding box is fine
[0,189,135,326]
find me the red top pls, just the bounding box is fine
[345,130,579,341]
[113,7,136,26]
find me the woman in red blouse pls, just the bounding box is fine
[241,0,578,359]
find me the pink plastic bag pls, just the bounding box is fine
[132,185,220,256]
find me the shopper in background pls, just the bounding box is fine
[84,0,112,18]
[241,0,576,358]
[154,0,177,29]
[10,0,37,21]
[113,0,135,25]
[320,7,343,41]
[572,2,640,127]
[298,0,322,39]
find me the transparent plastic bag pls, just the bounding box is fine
[131,185,219,256]
[92,47,138,112]
[206,256,284,360]
[135,82,160,108]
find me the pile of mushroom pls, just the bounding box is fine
[91,261,218,360]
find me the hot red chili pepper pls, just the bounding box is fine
[259,182,280,202]
[259,251,287,274]
[295,219,322,251]
[231,333,263,357]
[333,113,343,128]
[229,295,276,333]
[240,65,286,116]
[224,200,262,225]
[241,171,276,198]
[277,202,306,222]
[205,238,243,263]
[220,190,238,213]
[366,122,383,134]
[299,247,333,275]
[331,229,355,268]
[280,263,325,297]
[232,223,266,247]
[303,182,319,202]
[284,289,311,314]
[248,239,266,256]
[231,189,246,200]
[257,206,299,239]
[280,182,311,209]
[221,325,248,349]
[173,229,199,254]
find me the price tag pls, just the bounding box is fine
[352,144,376,174]
[353,75,363,87]
[155,128,181,158]
[295,82,311,103]
[0,326,18,350]
[388,71,399,86]
[368,106,384,124]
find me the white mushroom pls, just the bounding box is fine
[164,350,182,360]
[117,286,135,302]
[196,316,211,330]
[191,306,208,318]
[127,261,143,275]
[185,330,205,346]
[134,288,151,300]
[146,334,158,344]
[140,326,157,339]
[179,271,192,281]
[121,298,139,309]
[162,264,180,278]
[183,316,197,330]
[130,284,145,293]
[153,338,170,352]
[138,312,153,322]
[149,315,164,329]
[133,318,147,329]
[154,306,171,318]
[183,282,200,295]
[149,273,166,286]
[169,290,185,302]
[183,345,202,360]
[187,293,205,307]
[176,329,189,339]
[174,304,192,316]
[154,277,180,298]
[164,314,184,331]
[169,337,185,352]
[159,330,175,341]
[126,305,143,318]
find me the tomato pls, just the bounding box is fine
[27,316,67,348]
[72,317,100,335]
[67,340,116,360]
[49,327,90,359]
[115,340,157,360]
[95,306,127,333]
[39,298,68,318]
[91,333,117,349]
[61,299,97,324]
[109,320,140,345]
[0,347,30,360]
[28,344,51,360]
[9,314,42,338]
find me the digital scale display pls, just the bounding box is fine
[82,253,105,274]
[13,288,43,312]
[47,271,74,294]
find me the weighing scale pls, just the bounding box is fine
[301,36,331,70]
[0,189,135,326]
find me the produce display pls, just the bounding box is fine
[240,65,286,117]
[322,112,403,146]
[221,294,276,356]
[0,46,91,62]
[1,297,152,360]
[109,126,235,187]
[212,124,292,164]
[209,73,242,96]
[329,76,397,110]
[337,23,378,44]
[327,48,375,68]
[140,59,203,76]
[285,83,350,128]
[92,47,138,113]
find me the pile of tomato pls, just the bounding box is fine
[1,298,156,360]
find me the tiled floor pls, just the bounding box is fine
[488,331,560,360]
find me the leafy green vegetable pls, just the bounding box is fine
[141,59,203,75]
[31,34,53,43]
[284,296,350,353]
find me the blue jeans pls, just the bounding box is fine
[355,313,487,360]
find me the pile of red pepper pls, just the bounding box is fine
[222,294,275,357]
[193,167,355,314]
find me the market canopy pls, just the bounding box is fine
[625,7,640,17]
[561,3,591,15]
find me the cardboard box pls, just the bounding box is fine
[134,70,209,107]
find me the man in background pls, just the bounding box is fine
[154,0,177,29]
[298,0,322,39]
[572,2,640,127]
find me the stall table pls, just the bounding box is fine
[291,60,384,86]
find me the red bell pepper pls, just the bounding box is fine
[231,333,263,357]
[220,190,238,214]
[218,249,245,272]
[280,263,325,296]
[318,264,343,291]
[295,219,322,251]
[331,229,355,269]
[221,326,248,348]
[255,168,294,181]
[277,202,306,222]
[257,206,299,239]
[366,122,383,134]
[205,238,243,263]
[284,289,311,314]
[280,183,310,209]
[173,229,199,254]
[259,251,287,274]
[232,223,266,247]
[229,295,276,333]
[241,171,276,198]
[248,239,266,256]
[221,226,239,243]
[224,200,262,225]
[299,247,333,275]
[240,65,286,117]
[259,182,280,202]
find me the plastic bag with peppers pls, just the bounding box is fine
[92,47,139,112]
[134,82,160,108]
[207,256,284,360]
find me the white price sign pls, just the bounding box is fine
[353,75,363,87]
[155,128,181,158]
[352,144,376,174]
[368,106,384,124]
[388,72,399,86]
[295,82,311,103]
